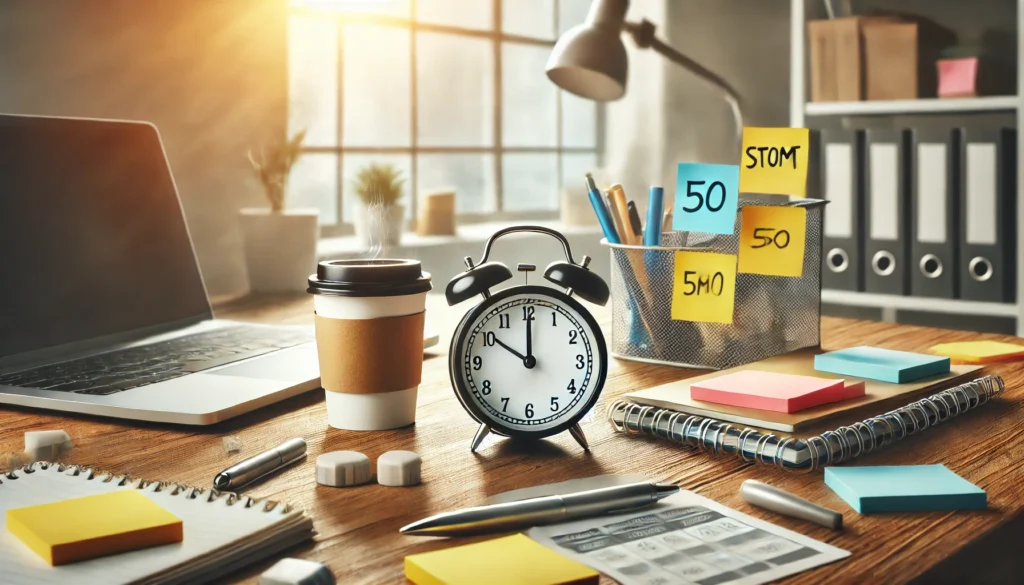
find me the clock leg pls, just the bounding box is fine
[470,424,492,453]
[568,424,590,451]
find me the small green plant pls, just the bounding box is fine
[353,163,405,207]
[248,128,307,212]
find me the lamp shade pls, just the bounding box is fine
[545,22,628,101]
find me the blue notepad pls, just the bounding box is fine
[814,346,950,383]
[825,465,986,514]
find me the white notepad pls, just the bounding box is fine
[0,462,313,585]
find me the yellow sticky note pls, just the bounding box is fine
[738,206,807,277]
[739,127,811,196]
[6,490,182,566]
[671,251,737,324]
[930,340,1024,364]
[405,533,599,585]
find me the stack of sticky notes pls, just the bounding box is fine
[6,490,183,566]
[689,370,865,413]
[815,346,950,383]
[930,340,1024,364]
[405,533,599,585]
[825,464,986,514]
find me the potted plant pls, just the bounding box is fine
[353,163,406,248]
[239,128,319,293]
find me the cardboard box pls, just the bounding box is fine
[861,17,956,100]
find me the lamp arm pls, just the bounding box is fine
[625,19,745,147]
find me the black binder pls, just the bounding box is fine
[820,129,864,291]
[864,129,910,295]
[909,128,959,298]
[958,127,1016,303]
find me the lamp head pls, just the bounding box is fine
[545,0,629,101]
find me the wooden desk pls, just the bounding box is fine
[2,294,1022,584]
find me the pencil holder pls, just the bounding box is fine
[604,198,826,370]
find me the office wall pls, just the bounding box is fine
[0,0,287,297]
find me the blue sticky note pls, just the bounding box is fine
[825,465,986,514]
[673,163,740,235]
[814,346,950,383]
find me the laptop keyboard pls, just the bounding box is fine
[0,325,312,396]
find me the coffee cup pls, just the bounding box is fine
[307,259,432,430]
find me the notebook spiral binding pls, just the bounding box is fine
[0,461,289,513]
[607,375,1004,472]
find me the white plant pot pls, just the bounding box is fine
[239,208,319,293]
[355,204,405,249]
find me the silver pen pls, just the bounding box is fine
[740,479,843,530]
[213,438,306,491]
[401,481,679,537]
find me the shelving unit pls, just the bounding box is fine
[790,0,1024,335]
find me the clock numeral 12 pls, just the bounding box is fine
[522,306,535,321]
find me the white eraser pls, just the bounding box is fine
[377,450,422,487]
[316,451,372,487]
[259,558,335,585]
[24,430,72,462]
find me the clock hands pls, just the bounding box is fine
[491,335,527,362]
[523,311,536,369]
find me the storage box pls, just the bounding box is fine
[861,18,955,100]
[416,190,455,236]
[807,17,866,102]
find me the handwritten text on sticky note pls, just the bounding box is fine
[739,127,810,196]
[671,251,737,324]
[673,163,739,235]
[738,206,807,277]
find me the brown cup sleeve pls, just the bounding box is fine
[314,311,425,394]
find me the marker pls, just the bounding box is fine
[213,438,306,490]
[585,173,620,244]
[626,201,643,238]
[740,480,843,530]
[644,186,664,246]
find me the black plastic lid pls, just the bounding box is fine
[307,259,432,297]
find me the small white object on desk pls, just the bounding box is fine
[259,558,335,585]
[24,430,72,462]
[377,450,421,486]
[316,451,372,487]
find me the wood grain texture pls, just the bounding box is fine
[1,294,1022,584]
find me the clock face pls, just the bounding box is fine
[449,285,607,438]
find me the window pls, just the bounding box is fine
[287,0,602,236]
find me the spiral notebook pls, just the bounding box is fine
[0,463,313,585]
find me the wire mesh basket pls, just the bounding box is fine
[604,198,826,370]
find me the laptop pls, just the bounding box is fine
[0,114,434,425]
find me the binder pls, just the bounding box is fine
[909,128,959,298]
[820,129,865,291]
[864,129,910,295]
[958,127,1017,303]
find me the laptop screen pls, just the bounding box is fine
[0,115,212,357]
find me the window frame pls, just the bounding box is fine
[288,1,604,237]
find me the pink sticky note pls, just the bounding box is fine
[690,370,861,413]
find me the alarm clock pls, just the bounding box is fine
[445,226,610,452]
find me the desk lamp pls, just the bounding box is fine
[546,0,744,139]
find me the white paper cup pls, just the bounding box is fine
[307,260,432,431]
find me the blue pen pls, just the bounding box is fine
[644,186,664,247]
[586,173,620,244]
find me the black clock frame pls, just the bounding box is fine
[448,284,608,440]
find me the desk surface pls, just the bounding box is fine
[1,294,1022,584]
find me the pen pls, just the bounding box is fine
[626,201,643,238]
[644,186,664,246]
[585,173,620,244]
[401,481,679,537]
[607,184,637,245]
[740,480,843,530]
[213,437,306,491]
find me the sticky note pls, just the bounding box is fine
[929,340,1024,364]
[672,163,739,235]
[825,465,986,514]
[671,251,737,324]
[738,206,807,277]
[690,370,864,413]
[814,346,950,383]
[739,127,811,196]
[6,490,182,566]
[405,533,599,585]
